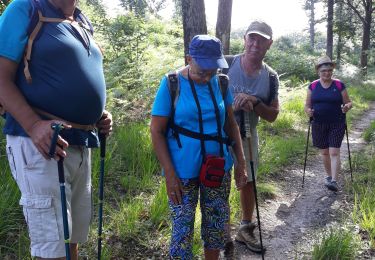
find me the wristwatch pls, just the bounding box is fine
[254,97,262,108]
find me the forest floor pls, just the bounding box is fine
[221,102,375,260]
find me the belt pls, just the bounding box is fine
[34,108,96,131]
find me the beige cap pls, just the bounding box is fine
[316,56,335,70]
[245,20,273,40]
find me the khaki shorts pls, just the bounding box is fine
[6,135,92,258]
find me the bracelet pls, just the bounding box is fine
[253,97,262,108]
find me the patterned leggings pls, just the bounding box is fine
[168,173,231,259]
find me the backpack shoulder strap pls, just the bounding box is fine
[217,73,229,99]
[264,63,278,105]
[24,0,82,84]
[76,9,94,35]
[166,71,180,112]
[310,79,320,91]
[333,79,343,91]
[221,55,235,75]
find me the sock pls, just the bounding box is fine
[240,220,252,226]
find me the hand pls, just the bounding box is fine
[165,171,183,205]
[96,110,113,137]
[305,108,314,118]
[234,163,248,190]
[234,93,257,112]
[29,120,71,160]
[341,104,351,113]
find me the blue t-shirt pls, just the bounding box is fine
[0,0,106,147]
[309,80,346,123]
[152,73,234,179]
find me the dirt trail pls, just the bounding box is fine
[223,102,375,260]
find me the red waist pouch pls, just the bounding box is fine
[199,155,225,188]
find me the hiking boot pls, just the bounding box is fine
[324,176,332,188]
[235,222,263,253]
[327,180,338,192]
[223,240,234,259]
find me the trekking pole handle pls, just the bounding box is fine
[49,123,64,158]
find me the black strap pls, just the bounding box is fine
[188,70,206,157]
[208,81,224,157]
[187,70,224,158]
[172,125,232,146]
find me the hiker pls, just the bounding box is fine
[0,0,112,259]
[225,20,280,254]
[304,56,352,192]
[150,35,248,259]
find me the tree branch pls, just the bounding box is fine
[345,0,365,23]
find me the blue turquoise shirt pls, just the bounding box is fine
[0,0,106,147]
[309,80,346,123]
[152,73,234,179]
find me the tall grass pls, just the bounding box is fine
[114,123,159,194]
[311,228,359,260]
[351,135,375,248]
[0,137,31,259]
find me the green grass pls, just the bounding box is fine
[363,121,375,143]
[149,179,169,228]
[311,228,359,260]
[351,140,375,248]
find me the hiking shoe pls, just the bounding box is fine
[235,223,263,253]
[324,176,332,187]
[327,181,338,192]
[223,240,234,259]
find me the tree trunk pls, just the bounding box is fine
[326,0,334,59]
[181,0,207,64]
[345,0,374,76]
[336,1,344,68]
[215,0,233,55]
[360,2,372,75]
[309,0,316,50]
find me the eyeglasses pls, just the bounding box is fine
[319,69,333,73]
[190,60,218,79]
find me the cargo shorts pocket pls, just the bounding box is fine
[20,196,60,243]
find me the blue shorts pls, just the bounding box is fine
[168,173,231,259]
[312,122,345,149]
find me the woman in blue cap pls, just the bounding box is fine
[150,35,248,259]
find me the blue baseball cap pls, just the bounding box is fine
[189,35,228,69]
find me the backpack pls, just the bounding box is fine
[310,79,343,91]
[166,72,231,148]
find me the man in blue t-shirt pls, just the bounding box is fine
[0,0,112,258]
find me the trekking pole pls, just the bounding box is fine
[49,123,71,260]
[97,133,106,260]
[244,112,264,259]
[345,122,353,182]
[302,118,312,188]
